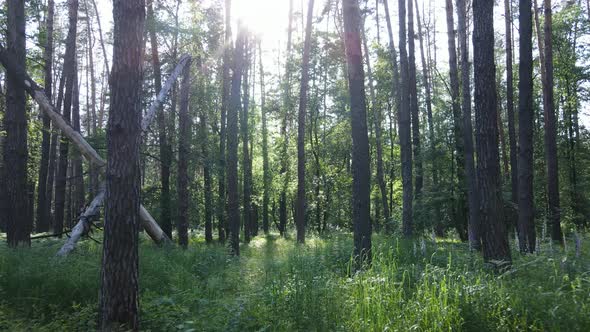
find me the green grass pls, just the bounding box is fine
[0,232,589,331]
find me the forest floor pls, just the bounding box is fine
[0,231,589,331]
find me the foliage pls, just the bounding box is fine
[1,233,589,331]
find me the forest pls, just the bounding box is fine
[0,0,590,330]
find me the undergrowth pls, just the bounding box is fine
[0,232,588,331]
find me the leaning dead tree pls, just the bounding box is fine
[0,43,190,254]
[56,55,192,256]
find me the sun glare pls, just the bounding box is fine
[233,0,290,42]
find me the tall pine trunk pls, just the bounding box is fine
[458,0,480,250]
[147,0,173,239]
[542,0,561,243]
[54,0,79,238]
[218,0,231,242]
[4,0,30,246]
[517,0,536,253]
[36,0,55,233]
[504,0,518,208]
[445,0,467,241]
[242,36,253,243]
[177,57,192,249]
[99,0,145,329]
[227,25,246,255]
[473,0,512,265]
[296,0,315,243]
[398,0,414,237]
[259,41,270,235]
[343,0,372,268]
[408,0,422,198]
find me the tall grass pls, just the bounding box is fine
[0,233,588,331]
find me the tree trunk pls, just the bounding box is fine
[218,0,231,242]
[227,25,246,255]
[445,0,467,241]
[99,0,145,329]
[279,0,295,237]
[504,0,518,208]
[343,0,372,268]
[408,0,422,199]
[296,0,315,244]
[36,0,55,233]
[71,61,85,222]
[147,0,173,240]
[538,0,562,243]
[259,41,270,235]
[398,0,414,237]
[4,0,30,247]
[457,0,480,250]
[200,70,213,243]
[362,12,390,229]
[54,0,79,238]
[242,36,253,243]
[473,0,512,266]
[177,57,192,249]
[517,0,536,253]
[85,0,99,197]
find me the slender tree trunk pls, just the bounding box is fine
[242,36,252,243]
[446,0,467,241]
[296,0,315,244]
[343,0,372,268]
[539,0,562,243]
[54,0,79,238]
[71,61,85,221]
[504,0,518,207]
[457,0,480,250]
[85,0,99,197]
[362,11,390,228]
[259,41,270,235]
[517,0,536,253]
[473,0,512,266]
[227,25,246,255]
[147,0,173,240]
[177,57,192,249]
[398,0,414,237]
[414,0,441,233]
[4,0,30,246]
[200,70,213,243]
[279,0,295,237]
[99,1,145,329]
[36,0,55,233]
[218,0,231,242]
[408,0,422,198]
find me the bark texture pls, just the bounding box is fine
[99,0,145,329]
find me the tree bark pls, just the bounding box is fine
[504,0,519,209]
[517,0,536,253]
[242,36,253,243]
[458,0,480,250]
[539,0,562,243]
[147,0,173,240]
[228,25,246,255]
[36,0,55,233]
[259,40,270,235]
[343,0,372,268]
[296,0,315,244]
[279,0,295,237]
[54,0,79,238]
[473,0,512,266]
[218,0,231,242]
[445,0,467,241]
[4,0,30,247]
[398,0,414,237]
[99,0,145,329]
[408,0,422,198]
[177,57,192,249]
[199,67,213,243]
[362,11,390,229]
